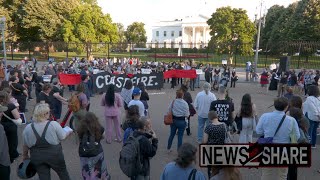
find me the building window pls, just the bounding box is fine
[164,31,167,37]
[171,31,174,37]
[179,31,182,36]
[156,31,159,37]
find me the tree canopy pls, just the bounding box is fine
[207,6,256,63]
[125,22,147,44]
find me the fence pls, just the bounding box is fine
[1,41,320,69]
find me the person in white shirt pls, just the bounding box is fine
[194,82,217,143]
[128,87,145,117]
[303,85,320,148]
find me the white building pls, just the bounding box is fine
[151,14,211,49]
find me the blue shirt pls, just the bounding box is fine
[256,111,300,143]
[160,162,206,180]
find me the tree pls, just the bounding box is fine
[125,22,147,47]
[207,7,256,64]
[62,3,119,55]
[0,0,23,41]
[19,0,80,41]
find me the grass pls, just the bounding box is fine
[2,51,320,69]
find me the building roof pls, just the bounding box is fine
[152,14,209,27]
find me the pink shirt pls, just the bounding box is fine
[101,93,123,117]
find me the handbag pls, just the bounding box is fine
[189,104,196,117]
[164,100,175,125]
[257,115,286,144]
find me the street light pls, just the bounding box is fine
[0,16,6,66]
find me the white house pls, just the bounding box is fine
[151,14,211,49]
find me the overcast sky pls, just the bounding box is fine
[97,0,296,40]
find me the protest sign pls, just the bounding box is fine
[93,72,163,92]
[196,69,203,75]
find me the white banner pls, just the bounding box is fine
[196,69,203,75]
[141,68,152,74]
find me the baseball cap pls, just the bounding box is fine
[132,87,141,96]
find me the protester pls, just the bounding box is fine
[0,91,22,163]
[203,111,227,177]
[0,105,10,180]
[180,84,194,136]
[194,82,216,143]
[237,94,257,143]
[128,87,145,117]
[210,86,235,127]
[256,97,300,180]
[130,116,158,180]
[230,68,237,88]
[122,105,140,131]
[22,103,72,180]
[51,78,68,122]
[77,112,111,180]
[137,82,149,116]
[120,80,134,110]
[278,72,288,97]
[161,143,206,180]
[283,87,294,101]
[23,69,33,100]
[10,76,28,112]
[101,84,123,144]
[80,75,91,111]
[289,95,310,131]
[76,83,89,110]
[303,85,320,148]
[167,89,190,151]
[259,69,269,94]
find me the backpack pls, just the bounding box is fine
[123,127,134,144]
[119,133,143,177]
[68,94,81,112]
[79,132,103,157]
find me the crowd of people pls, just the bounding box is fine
[0,57,319,180]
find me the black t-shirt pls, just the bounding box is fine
[1,103,16,123]
[24,74,32,86]
[50,86,63,106]
[37,92,53,109]
[210,100,234,125]
[35,75,43,92]
[10,83,25,97]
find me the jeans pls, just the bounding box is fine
[308,120,319,146]
[197,116,209,142]
[195,75,200,88]
[167,119,186,150]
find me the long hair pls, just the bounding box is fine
[105,84,115,107]
[240,94,253,117]
[137,82,146,92]
[126,105,140,123]
[77,112,103,140]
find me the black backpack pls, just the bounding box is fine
[79,132,103,157]
[119,133,143,177]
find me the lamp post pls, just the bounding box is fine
[0,17,6,66]
[254,0,263,73]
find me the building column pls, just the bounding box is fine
[181,26,185,48]
[203,27,206,44]
[192,26,196,48]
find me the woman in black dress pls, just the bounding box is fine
[0,91,22,163]
[9,76,28,112]
[269,70,278,91]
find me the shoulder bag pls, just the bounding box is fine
[257,115,286,144]
[164,100,175,125]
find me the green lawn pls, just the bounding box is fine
[2,51,320,69]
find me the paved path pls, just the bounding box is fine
[8,79,320,180]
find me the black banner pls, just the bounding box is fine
[93,72,164,92]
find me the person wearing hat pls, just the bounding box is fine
[128,87,145,117]
[0,105,10,180]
